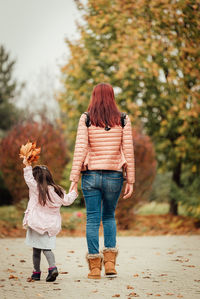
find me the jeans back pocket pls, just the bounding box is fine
[81,173,96,190]
[105,172,123,193]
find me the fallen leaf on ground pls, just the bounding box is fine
[112,295,120,298]
[167,251,175,255]
[127,285,134,289]
[159,274,167,276]
[155,295,161,297]
[128,292,139,297]
[173,259,183,263]
[74,280,80,282]
[177,295,183,298]
[143,276,151,279]
[166,293,174,296]
[194,279,200,282]
[92,290,98,293]
[68,250,74,253]
[7,268,16,273]
[9,275,18,280]
[146,293,153,296]
[20,260,26,263]
[60,272,68,274]
[133,274,139,277]
[53,289,61,291]
[27,277,35,282]
[0,285,4,287]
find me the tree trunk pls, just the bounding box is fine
[169,161,182,215]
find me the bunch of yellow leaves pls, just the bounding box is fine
[19,141,41,163]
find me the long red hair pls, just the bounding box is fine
[87,83,121,127]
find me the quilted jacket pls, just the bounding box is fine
[70,113,135,184]
[23,166,78,236]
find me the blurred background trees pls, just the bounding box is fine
[0,45,22,136]
[0,1,200,228]
[58,0,200,219]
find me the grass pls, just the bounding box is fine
[0,205,23,224]
[136,202,188,216]
[137,202,170,215]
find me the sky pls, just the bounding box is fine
[0,0,84,113]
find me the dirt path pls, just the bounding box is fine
[0,236,200,299]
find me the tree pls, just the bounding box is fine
[116,126,156,229]
[59,0,200,214]
[0,45,21,135]
[0,120,69,204]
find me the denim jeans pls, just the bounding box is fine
[81,170,124,254]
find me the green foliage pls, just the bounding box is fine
[0,45,21,135]
[149,172,171,203]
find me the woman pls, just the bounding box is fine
[69,83,135,279]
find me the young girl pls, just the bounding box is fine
[22,158,78,282]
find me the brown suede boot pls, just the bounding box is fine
[103,248,118,277]
[86,253,102,279]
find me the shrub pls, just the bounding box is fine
[116,126,157,229]
[0,121,68,204]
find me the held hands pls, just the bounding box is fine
[69,181,78,194]
[123,183,133,199]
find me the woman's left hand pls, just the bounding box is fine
[123,183,133,199]
[69,181,78,194]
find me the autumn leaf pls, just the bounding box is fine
[9,275,18,280]
[128,292,139,297]
[112,295,120,298]
[19,141,41,163]
[27,277,35,282]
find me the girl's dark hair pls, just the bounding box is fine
[32,165,64,206]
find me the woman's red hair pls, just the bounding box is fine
[88,83,121,127]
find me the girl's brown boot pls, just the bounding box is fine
[86,253,103,279]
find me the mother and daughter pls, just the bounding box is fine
[22,83,135,282]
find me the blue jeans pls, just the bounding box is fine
[81,170,124,254]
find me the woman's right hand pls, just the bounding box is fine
[123,183,133,199]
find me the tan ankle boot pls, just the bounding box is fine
[103,248,118,277]
[86,253,102,279]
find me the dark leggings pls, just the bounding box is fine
[33,248,55,272]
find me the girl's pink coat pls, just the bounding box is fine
[23,166,77,236]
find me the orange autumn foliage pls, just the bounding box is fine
[0,121,68,204]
